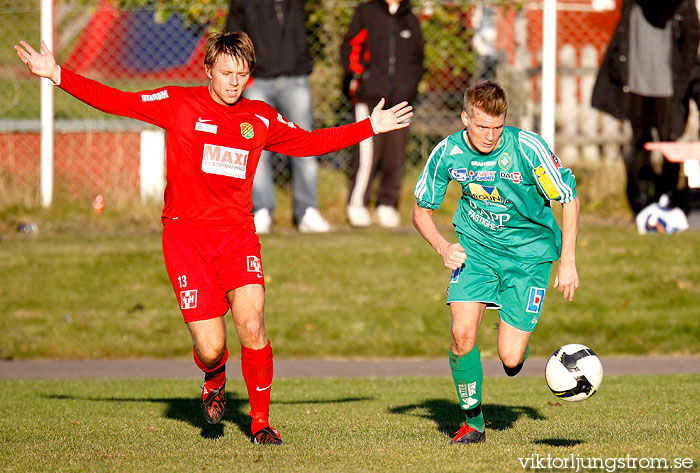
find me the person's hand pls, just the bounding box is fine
[438,241,467,271]
[554,260,579,301]
[14,40,60,83]
[369,98,414,133]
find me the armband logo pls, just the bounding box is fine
[534,166,561,199]
[141,90,169,102]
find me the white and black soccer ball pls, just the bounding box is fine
[545,344,603,402]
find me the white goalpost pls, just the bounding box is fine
[40,0,54,207]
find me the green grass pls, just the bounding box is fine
[1,214,698,359]
[1,374,699,472]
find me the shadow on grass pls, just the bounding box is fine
[44,392,373,440]
[534,438,583,447]
[388,399,545,437]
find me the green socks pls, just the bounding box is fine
[449,345,484,432]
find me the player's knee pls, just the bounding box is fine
[197,343,227,368]
[499,350,523,369]
[239,319,266,346]
[451,333,477,356]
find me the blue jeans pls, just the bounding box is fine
[244,75,318,222]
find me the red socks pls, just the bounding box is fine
[241,341,274,433]
[193,347,228,392]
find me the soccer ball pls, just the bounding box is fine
[545,344,603,402]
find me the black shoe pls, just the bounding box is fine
[503,361,524,377]
[201,383,225,424]
[252,426,283,445]
[451,423,486,444]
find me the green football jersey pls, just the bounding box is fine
[415,126,577,262]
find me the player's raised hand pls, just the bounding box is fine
[14,40,60,83]
[369,98,414,133]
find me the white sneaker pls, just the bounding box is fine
[376,205,400,228]
[347,205,371,227]
[298,207,331,233]
[254,208,272,234]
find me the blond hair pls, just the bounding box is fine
[463,81,508,118]
[205,31,256,72]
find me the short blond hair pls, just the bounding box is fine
[205,31,256,72]
[463,81,508,117]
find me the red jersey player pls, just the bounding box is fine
[15,32,413,445]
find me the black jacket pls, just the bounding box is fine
[591,0,699,139]
[225,0,313,78]
[340,0,425,105]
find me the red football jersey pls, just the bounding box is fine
[58,68,375,226]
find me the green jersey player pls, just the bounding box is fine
[413,81,580,445]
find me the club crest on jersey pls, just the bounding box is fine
[526,287,546,314]
[180,289,198,309]
[498,153,512,170]
[449,168,469,181]
[534,166,561,199]
[240,122,254,139]
[202,144,249,179]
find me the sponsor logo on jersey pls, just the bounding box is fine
[534,166,561,199]
[549,153,562,169]
[500,170,522,184]
[247,255,263,276]
[277,113,297,129]
[449,168,469,181]
[240,122,254,139]
[467,184,510,205]
[472,160,495,167]
[469,170,496,182]
[526,287,546,314]
[195,117,217,134]
[467,202,511,230]
[180,289,198,309]
[498,152,512,170]
[201,144,249,179]
[141,90,169,102]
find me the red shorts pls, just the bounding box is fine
[162,221,264,323]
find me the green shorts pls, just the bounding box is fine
[446,244,553,333]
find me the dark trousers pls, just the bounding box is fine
[347,102,410,208]
[626,93,680,213]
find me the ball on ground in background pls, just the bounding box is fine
[545,344,603,402]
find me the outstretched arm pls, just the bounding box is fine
[369,98,413,134]
[412,202,466,270]
[553,196,580,301]
[14,41,60,84]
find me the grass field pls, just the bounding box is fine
[1,374,699,472]
[1,214,699,359]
